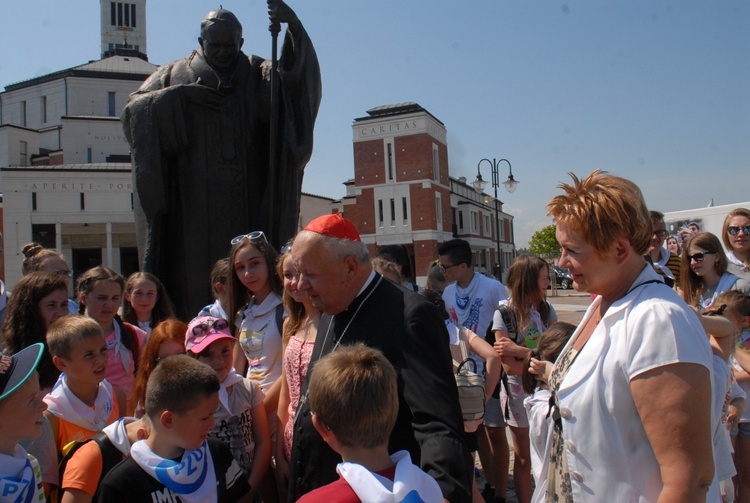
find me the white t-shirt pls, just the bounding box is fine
[524,388,552,503]
[442,273,507,337]
[235,292,283,391]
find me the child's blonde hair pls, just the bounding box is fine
[308,343,398,449]
[714,290,750,330]
[47,315,105,360]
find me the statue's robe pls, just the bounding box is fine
[121,26,320,319]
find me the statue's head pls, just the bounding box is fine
[199,9,244,72]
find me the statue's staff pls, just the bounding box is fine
[268,0,281,246]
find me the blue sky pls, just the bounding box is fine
[1,0,748,247]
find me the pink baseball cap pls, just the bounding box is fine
[185,316,234,354]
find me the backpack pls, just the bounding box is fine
[53,432,124,502]
[451,327,486,432]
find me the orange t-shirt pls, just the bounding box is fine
[61,440,110,495]
[55,400,120,453]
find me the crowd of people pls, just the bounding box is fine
[1,173,750,503]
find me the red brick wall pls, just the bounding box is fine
[353,139,385,186]
[414,239,439,278]
[344,188,375,236]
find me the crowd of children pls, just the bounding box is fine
[0,204,749,503]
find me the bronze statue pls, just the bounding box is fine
[121,0,321,319]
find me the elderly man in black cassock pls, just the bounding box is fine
[121,0,321,319]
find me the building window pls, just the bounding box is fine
[484,215,491,236]
[87,147,93,163]
[378,199,384,227]
[471,211,478,233]
[435,194,443,225]
[131,193,134,210]
[108,92,116,116]
[111,2,136,27]
[80,193,85,211]
[498,218,505,240]
[390,198,396,226]
[31,192,37,211]
[32,224,56,248]
[458,210,464,231]
[20,101,26,126]
[19,141,28,166]
[432,143,439,181]
[402,197,408,225]
[386,141,394,181]
[41,96,47,123]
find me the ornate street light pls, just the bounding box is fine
[472,158,519,277]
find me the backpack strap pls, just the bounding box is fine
[497,304,517,342]
[274,303,285,335]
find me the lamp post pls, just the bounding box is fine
[472,158,518,278]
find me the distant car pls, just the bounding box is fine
[549,265,573,290]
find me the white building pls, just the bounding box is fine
[0,0,153,289]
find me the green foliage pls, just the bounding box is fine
[528,225,559,258]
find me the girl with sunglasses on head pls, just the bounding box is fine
[131,318,187,418]
[723,208,750,282]
[76,266,147,415]
[680,232,750,311]
[227,231,284,501]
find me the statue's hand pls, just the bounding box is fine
[268,0,300,32]
[175,83,225,109]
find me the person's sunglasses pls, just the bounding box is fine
[687,251,715,262]
[438,262,460,273]
[728,226,750,237]
[231,230,267,246]
[653,230,668,237]
[191,318,230,337]
[280,241,293,255]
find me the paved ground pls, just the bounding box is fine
[475,290,590,502]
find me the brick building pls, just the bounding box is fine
[339,103,515,285]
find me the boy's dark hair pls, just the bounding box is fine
[308,344,398,449]
[438,239,472,267]
[145,355,219,419]
[47,315,105,360]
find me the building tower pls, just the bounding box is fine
[342,103,453,285]
[100,0,148,60]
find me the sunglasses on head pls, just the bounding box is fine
[280,241,293,255]
[231,231,267,246]
[687,251,715,262]
[191,318,230,337]
[728,226,750,237]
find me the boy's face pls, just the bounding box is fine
[0,372,47,450]
[195,339,234,382]
[169,393,219,452]
[55,335,108,385]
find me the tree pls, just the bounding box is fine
[528,224,559,258]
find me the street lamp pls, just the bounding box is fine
[472,158,518,278]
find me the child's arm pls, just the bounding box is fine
[275,368,291,492]
[262,379,282,419]
[248,402,271,501]
[695,312,735,339]
[467,331,501,402]
[233,340,248,377]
